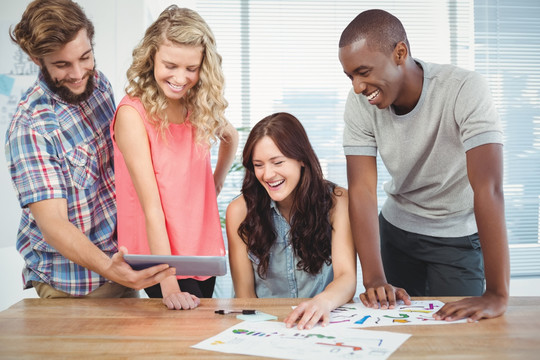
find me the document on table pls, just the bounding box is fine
[192,320,411,360]
[328,300,468,328]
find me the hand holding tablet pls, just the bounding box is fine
[124,254,227,276]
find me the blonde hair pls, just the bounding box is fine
[126,5,228,145]
[10,0,95,59]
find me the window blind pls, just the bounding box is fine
[147,0,540,280]
[474,0,540,276]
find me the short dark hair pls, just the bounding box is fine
[339,9,410,55]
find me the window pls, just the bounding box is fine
[474,0,540,276]
[145,1,540,293]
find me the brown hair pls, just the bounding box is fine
[10,0,95,59]
[238,112,336,278]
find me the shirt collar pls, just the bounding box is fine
[270,199,287,220]
[270,199,278,211]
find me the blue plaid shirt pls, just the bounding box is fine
[5,70,117,296]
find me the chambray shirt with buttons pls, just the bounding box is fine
[250,200,334,298]
[5,70,116,296]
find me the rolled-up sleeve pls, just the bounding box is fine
[5,113,66,208]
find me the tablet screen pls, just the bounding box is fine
[124,254,227,276]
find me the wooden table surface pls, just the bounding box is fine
[0,296,538,359]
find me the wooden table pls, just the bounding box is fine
[0,297,538,359]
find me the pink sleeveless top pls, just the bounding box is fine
[112,96,225,280]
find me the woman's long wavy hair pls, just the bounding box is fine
[238,112,337,278]
[125,5,228,145]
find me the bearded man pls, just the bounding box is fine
[5,0,174,298]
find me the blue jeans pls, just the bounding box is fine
[379,213,485,296]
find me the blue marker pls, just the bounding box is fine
[355,315,371,324]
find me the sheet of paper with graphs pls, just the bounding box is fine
[192,300,466,359]
[192,320,411,360]
[329,299,467,328]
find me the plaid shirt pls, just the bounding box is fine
[5,70,117,296]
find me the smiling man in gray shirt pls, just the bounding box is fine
[339,9,509,322]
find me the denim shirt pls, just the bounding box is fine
[249,200,334,298]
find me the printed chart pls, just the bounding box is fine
[193,300,467,359]
[329,300,467,328]
[192,320,411,360]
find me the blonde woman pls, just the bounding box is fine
[112,5,238,310]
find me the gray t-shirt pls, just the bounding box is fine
[343,59,502,237]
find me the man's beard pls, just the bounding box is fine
[41,63,96,104]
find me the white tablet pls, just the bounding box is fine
[124,254,227,276]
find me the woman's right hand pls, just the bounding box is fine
[162,291,200,310]
[160,276,200,310]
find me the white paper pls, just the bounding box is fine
[328,300,467,328]
[192,320,410,359]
